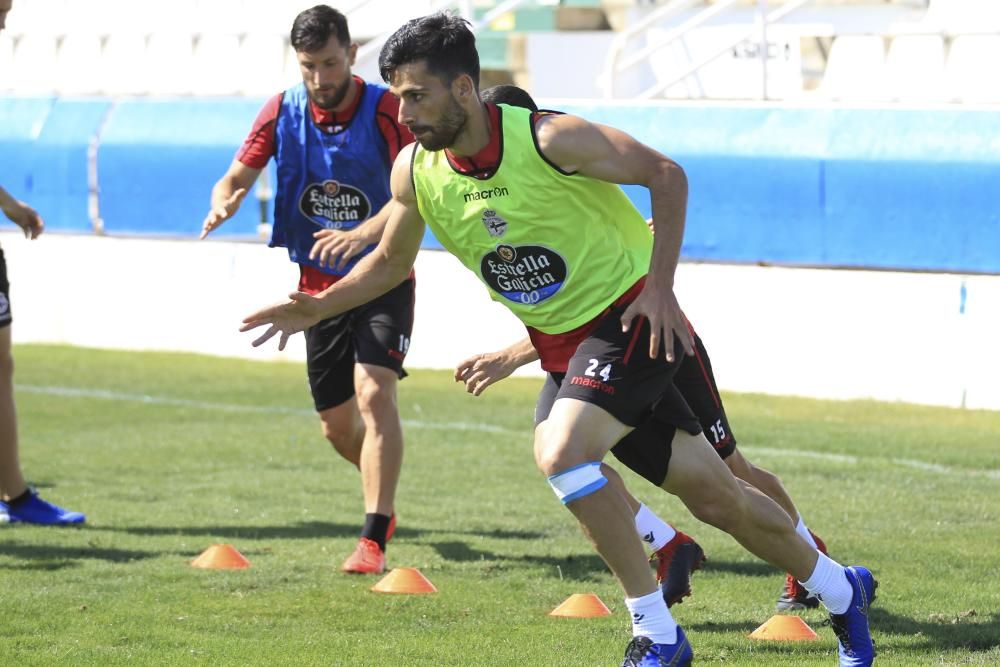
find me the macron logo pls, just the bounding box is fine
[642,531,655,544]
[464,186,509,203]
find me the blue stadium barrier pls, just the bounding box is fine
[560,103,1000,274]
[98,98,265,237]
[822,108,999,273]
[31,99,112,233]
[2,98,997,272]
[0,98,54,200]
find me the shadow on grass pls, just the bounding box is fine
[700,559,776,578]
[95,520,366,540]
[873,607,1000,652]
[689,609,1000,655]
[0,541,159,570]
[94,522,544,542]
[428,540,608,581]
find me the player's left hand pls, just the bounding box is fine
[2,200,44,239]
[619,281,694,362]
[240,292,326,350]
[309,229,370,272]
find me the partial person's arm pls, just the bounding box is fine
[0,186,44,239]
[200,160,261,239]
[454,337,539,396]
[309,200,395,271]
[240,144,426,350]
[533,114,693,361]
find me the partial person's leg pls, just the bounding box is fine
[318,398,364,467]
[354,362,403,526]
[663,430,817,576]
[724,449,824,549]
[537,398,689,662]
[663,429,860,609]
[533,301,697,664]
[0,320,83,524]
[726,450,829,610]
[674,325,832,608]
[535,400,650,598]
[664,430,876,665]
[307,311,365,465]
[602,462,704,607]
[723,449,798,522]
[0,325,27,500]
[340,279,412,573]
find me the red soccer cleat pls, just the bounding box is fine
[341,537,386,575]
[776,529,829,611]
[386,513,397,543]
[651,531,706,607]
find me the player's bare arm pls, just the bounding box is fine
[534,114,693,361]
[0,185,44,239]
[310,199,395,271]
[201,160,260,239]
[241,144,425,349]
[454,337,539,396]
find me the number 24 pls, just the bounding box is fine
[585,358,612,382]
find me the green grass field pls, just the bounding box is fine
[2,344,998,666]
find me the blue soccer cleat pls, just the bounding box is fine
[621,628,693,667]
[0,500,9,523]
[5,490,86,525]
[830,566,878,667]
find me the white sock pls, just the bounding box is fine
[795,516,819,550]
[625,589,677,645]
[801,552,853,614]
[634,503,676,552]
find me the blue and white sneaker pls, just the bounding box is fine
[5,490,85,525]
[0,500,10,524]
[830,566,878,667]
[621,628,693,667]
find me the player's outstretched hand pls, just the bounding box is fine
[454,351,518,396]
[620,282,694,362]
[240,292,325,351]
[200,188,247,239]
[309,229,369,272]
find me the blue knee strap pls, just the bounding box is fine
[547,462,608,505]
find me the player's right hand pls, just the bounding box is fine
[240,291,325,351]
[200,188,247,239]
[454,351,517,396]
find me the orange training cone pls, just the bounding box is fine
[371,567,438,594]
[549,593,612,618]
[190,544,251,569]
[748,614,819,641]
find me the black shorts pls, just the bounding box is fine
[608,330,737,487]
[0,249,11,329]
[305,277,414,412]
[533,296,702,432]
[672,329,737,459]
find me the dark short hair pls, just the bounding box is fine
[291,5,351,52]
[481,84,538,111]
[378,12,480,89]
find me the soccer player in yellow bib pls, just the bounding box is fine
[241,13,877,667]
[466,83,834,615]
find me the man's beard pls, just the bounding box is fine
[412,98,468,152]
[310,77,352,110]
